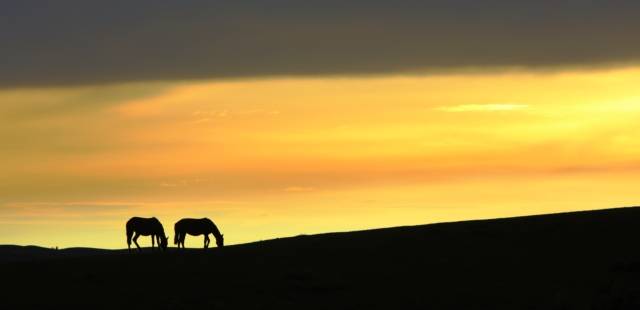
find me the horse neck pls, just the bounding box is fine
[157,226,166,237]
[210,223,221,239]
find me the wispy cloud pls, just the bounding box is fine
[284,186,315,193]
[192,109,280,123]
[0,202,141,222]
[160,179,205,188]
[437,103,529,112]
[193,110,229,118]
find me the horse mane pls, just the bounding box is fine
[151,217,166,237]
[206,218,222,239]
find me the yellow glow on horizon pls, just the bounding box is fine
[1,67,640,248]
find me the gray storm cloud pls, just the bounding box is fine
[2,0,640,88]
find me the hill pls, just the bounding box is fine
[3,207,640,309]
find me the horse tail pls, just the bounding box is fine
[173,222,180,245]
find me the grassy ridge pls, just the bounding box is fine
[3,207,640,309]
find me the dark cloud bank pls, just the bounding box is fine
[2,0,640,88]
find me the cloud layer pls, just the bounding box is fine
[2,0,640,87]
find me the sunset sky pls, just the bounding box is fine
[2,1,639,248]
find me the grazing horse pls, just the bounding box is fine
[126,217,168,252]
[174,218,224,249]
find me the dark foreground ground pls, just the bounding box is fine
[3,207,640,309]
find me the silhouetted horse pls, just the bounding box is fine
[126,217,168,252]
[174,218,224,249]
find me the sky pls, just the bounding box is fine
[1,1,640,248]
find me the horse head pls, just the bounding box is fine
[216,234,224,247]
[160,235,169,250]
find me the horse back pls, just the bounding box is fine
[175,218,213,234]
[127,217,163,234]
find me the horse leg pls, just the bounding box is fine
[151,234,155,250]
[126,230,133,253]
[180,233,186,249]
[204,234,210,249]
[133,232,142,251]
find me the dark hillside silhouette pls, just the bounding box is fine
[3,207,640,309]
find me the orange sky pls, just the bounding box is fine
[1,66,639,248]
